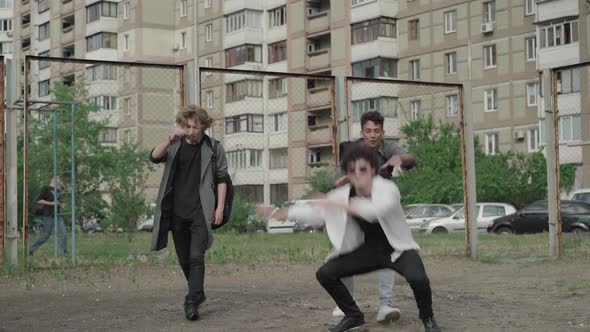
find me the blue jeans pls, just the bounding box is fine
[342,269,395,307]
[29,216,67,255]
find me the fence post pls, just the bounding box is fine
[544,69,560,259]
[5,59,17,266]
[335,76,348,148]
[460,81,478,258]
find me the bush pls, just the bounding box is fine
[216,195,265,233]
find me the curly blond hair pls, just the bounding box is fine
[175,105,214,129]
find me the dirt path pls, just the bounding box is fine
[1,258,589,331]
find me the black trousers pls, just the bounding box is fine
[316,246,433,320]
[171,211,208,303]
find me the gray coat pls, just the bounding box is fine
[149,135,228,251]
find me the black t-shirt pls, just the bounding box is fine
[36,185,59,217]
[173,138,202,219]
[349,187,393,252]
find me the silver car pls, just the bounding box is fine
[404,204,455,230]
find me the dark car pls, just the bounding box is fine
[488,200,590,234]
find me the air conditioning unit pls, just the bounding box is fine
[307,43,316,54]
[513,130,525,140]
[480,22,494,33]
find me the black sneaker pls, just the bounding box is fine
[422,317,441,332]
[184,300,199,321]
[328,316,365,332]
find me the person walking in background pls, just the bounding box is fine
[29,175,67,256]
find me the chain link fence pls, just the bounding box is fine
[18,56,184,263]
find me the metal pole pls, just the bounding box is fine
[335,76,348,149]
[0,59,5,266]
[544,69,559,259]
[5,59,18,266]
[460,82,478,258]
[551,71,562,258]
[70,103,76,264]
[53,110,58,258]
[330,78,338,168]
[22,57,30,262]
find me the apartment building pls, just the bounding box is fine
[0,0,13,58]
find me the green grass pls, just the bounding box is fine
[4,230,590,277]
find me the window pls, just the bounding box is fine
[87,65,117,81]
[98,128,117,144]
[91,96,117,110]
[180,0,187,17]
[269,78,287,98]
[204,56,212,68]
[269,6,286,27]
[0,0,12,9]
[528,128,539,152]
[447,94,458,117]
[0,19,12,31]
[484,89,497,112]
[205,24,212,42]
[352,58,397,78]
[483,1,495,23]
[123,97,131,115]
[123,1,129,19]
[234,185,263,203]
[525,0,536,16]
[309,150,322,164]
[180,32,187,49]
[410,59,420,80]
[86,32,117,51]
[0,42,12,55]
[225,79,263,103]
[485,133,499,155]
[205,90,213,108]
[352,97,397,122]
[270,184,288,205]
[21,13,30,27]
[559,115,581,142]
[62,44,75,58]
[225,114,264,134]
[271,112,288,132]
[410,100,421,121]
[124,34,129,51]
[526,82,538,106]
[526,37,536,61]
[62,15,74,32]
[539,20,578,49]
[483,45,496,68]
[86,1,118,23]
[556,68,580,94]
[21,37,30,50]
[38,50,50,69]
[38,0,49,13]
[352,0,374,6]
[483,205,506,217]
[38,22,50,41]
[268,40,287,64]
[225,150,262,169]
[351,17,396,45]
[409,19,419,40]
[446,52,457,74]
[124,130,132,145]
[225,10,261,33]
[225,44,262,67]
[269,149,288,169]
[444,10,456,33]
[205,0,212,8]
[38,80,50,97]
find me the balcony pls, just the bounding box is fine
[307,49,330,71]
[351,0,398,24]
[223,0,263,14]
[351,37,398,63]
[538,43,580,70]
[308,124,332,146]
[307,86,331,108]
[306,10,329,34]
[536,0,578,23]
[223,29,263,50]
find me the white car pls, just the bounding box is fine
[405,204,455,230]
[419,203,517,234]
[571,189,590,204]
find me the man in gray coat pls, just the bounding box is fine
[150,105,228,321]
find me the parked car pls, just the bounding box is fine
[450,203,464,211]
[267,217,296,234]
[82,218,103,233]
[420,203,516,234]
[137,203,156,232]
[405,204,454,230]
[571,189,590,204]
[488,200,590,234]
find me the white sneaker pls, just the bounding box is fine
[332,306,345,317]
[376,305,401,323]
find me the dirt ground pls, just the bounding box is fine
[1,257,589,332]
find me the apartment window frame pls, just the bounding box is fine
[38,21,50,41]
[269,6,286,28]
[484,89,498,112]
[124,129,132,145]
[38,50,50,69]
[269,148,288,169]
[205,0,212,9]
[225,9,261,33]
[205,90,213,109]
[539,20,578,49]
[485,132,499,155]
[123,34,129,51]
[483,44,496,68]
[410,100,421,121]
[408,19,420,40]
[92,95,117,111]
[525,0,536,16]
[526,82,538,107]
[0,0,12,9]
[205,23,212,42]
[225,79,263,103]
[86,32,118,51]
[446,94,458,117]
[444,10,456,34]
[559,115,581,142]
[62,44,75,58]
[483,0,495,24]
[351,17,396,45]
[0,19,12,32]
[123,1,130,19]
[526,36,536,61]
[123,97,131,115]
[446,52,457,75]
[352,97,398,122]
[410,59,420,80]
[37,0,49,13]
[271,112,288,132]
[225,114,264,134]
[86,1,118,24]
[556,68,580,94]
[180,31,187,49]
[225,44,262,67]
[269,78,287,99]
[268,40,287,64]
[99,127,118,144]
[38,79,50,97]
[351,57,398,78]
[528,128,539,152]
[180,0,187,17]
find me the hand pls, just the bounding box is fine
[169,128,187,142]
[335,176,349,187]
[213,206,224,226]
[256,205,288,221]
[381,155,402,169]
[58,202,65,208]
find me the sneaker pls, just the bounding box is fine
[332,306,345,318]
[422,317,441,332]
[376,305,401,323]
[328,316,365,332]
